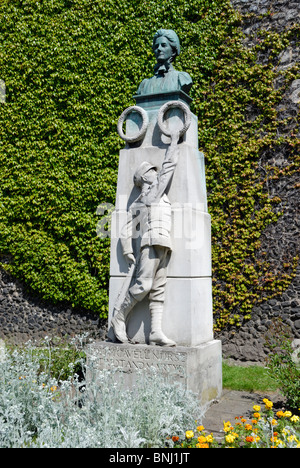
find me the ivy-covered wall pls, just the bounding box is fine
[219,0,300,360]
[0,0,299,356]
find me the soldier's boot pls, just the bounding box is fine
[149,302,176,347]
[111,292,137,343]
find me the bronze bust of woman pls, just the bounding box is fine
[136,29,193,96]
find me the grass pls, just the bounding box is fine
[222,361,279,392]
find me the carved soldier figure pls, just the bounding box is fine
[111,131,180,347]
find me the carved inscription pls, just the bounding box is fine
[93,344,187,378]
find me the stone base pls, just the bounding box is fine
[86,339,222,406]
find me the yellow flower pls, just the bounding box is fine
[225,434,236,444]
[185,431,194,439]
[283,411,292,418]
[290,415,300,423]
[197,425,205,432]
[253,405,261,412]
[206,434,214,443]
[263,398,273,410]
[223,421,233,432]
[253,412,261,420]
[271,419,278,426]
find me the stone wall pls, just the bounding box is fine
[0,258,105,345]
[218,0,300,361]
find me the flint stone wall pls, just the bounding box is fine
[218,0,300,362]
[0,263,105,345]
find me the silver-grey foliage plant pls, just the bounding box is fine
[0,336,206,448]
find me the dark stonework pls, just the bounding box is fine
[0,263,106,345]
[218,265,300,362]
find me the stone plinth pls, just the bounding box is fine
[106,88,222,405]
[87,340,222,405]
[108,91,213,347]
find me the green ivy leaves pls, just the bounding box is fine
[0,0,298,327]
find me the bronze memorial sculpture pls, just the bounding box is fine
[136,29,192,96]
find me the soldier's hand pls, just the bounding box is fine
[125,253,136,266]
[170,130,180,145]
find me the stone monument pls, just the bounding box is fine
[90,29,222,405]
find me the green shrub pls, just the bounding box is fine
[0,337,204,448]
[265,319,300,412]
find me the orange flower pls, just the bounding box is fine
[172,436,179,442]
[245,436,255,443]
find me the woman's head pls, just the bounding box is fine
[152,29,180,64]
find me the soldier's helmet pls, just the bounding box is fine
[133,161,157,188]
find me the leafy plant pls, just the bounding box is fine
[171,398,300,448]
[264,319,300,411]
[0,337,204,448]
